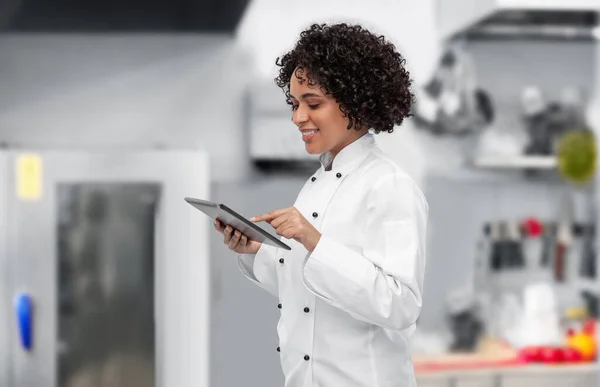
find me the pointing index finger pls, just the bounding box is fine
[250,208,286,223]
[250,213,273,223]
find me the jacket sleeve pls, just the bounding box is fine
[301,173,428,331]
[237,243,279,298]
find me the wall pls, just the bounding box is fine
[436,0,496,40]
[236,0,441,84]
[0,34,252,183]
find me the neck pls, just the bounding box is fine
[329,129,369,161]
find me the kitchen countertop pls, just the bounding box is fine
[415,354,597,387]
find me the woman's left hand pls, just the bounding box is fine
[251,207,322,252]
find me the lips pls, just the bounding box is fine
[301,129,319,142]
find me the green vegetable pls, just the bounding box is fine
[557,129,597,185]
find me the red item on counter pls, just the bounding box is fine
[517,346,586,364]
[518,346,543,363]
[561,347,584,363]
[522,217,544,238]
[540,347,564,363]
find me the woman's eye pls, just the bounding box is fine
[308,104,319,110]
[290,104,298,111]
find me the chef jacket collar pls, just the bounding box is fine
[319,132,377,173]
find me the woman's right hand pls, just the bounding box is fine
[214,219,262,255]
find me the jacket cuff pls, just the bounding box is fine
[302,235,367,300]
[237,243,277,283]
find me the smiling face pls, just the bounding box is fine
[289,67,368,159]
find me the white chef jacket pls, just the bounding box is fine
[238,132,428,387]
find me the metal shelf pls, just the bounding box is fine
[472,155,557,169]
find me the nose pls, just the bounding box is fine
[292,106,309,127]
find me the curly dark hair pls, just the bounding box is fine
[275,23,414,134]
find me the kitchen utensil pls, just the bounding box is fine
[489,221,502,271]
[522,217,544,269]
[506,220,525,268]
[554,193,574,282]
[540,222,555,267]
[412,43,494,137]
[580,222,596,278]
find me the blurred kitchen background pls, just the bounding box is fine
[2,0,600,386]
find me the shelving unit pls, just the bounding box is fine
[471,155,557,170]
[426,4,600,385]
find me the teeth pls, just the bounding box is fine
[302,130,318,135]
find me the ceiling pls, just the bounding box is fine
[1,0,251,32]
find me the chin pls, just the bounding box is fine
[304,143,323,155]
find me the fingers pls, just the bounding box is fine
[222,225,233,244]
[250,207,290,223]
[276,222,297,239]
[214,219,225,233]
[270,212,292,229]
[250,213,271,223]
[228,229,242,250]
[216,220,247,251]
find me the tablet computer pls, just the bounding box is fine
[184,197,292,250]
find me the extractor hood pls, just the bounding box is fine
[438,0,600,40]
[246,78,320,168]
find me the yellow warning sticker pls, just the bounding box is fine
[16,154,43,201]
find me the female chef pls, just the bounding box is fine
[215,23,428,387]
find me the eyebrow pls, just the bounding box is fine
[289,92,323,100]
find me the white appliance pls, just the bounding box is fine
[0,149,211,387]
